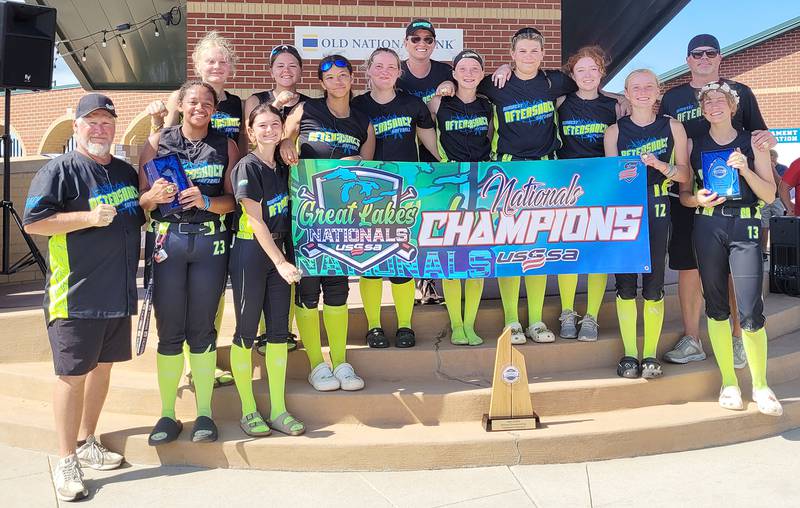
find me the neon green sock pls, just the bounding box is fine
[323,304,349,368]
[156,352,184,420]
[295,305,324,369]
[642,298,664,358]
[230,343,257,415]
[189,346,217,418]
[497,276,520,325]
[707,317,738,387]
[743,327,769,390]
[558,274,578,312]
[524,275,547,323]
[182,341,191,375]
[616,297,638,357]
[586,273,608,319]
[392,279,415,329]
[265,342,288,420]
[442,278,464,329]
[359,277,383,329]
[463,278,484,344]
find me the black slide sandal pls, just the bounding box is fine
[366,327,389,348]
[148,417,183,446]
[191,416,218,443]
[395,327,416,348]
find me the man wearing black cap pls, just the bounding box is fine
[23,93,144,502]
[660,34,775,368]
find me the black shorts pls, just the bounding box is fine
[48,317,132,376]
[668,195,697,270]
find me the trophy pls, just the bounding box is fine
[702,148,741,199]
[143,153,192,216]
[482,328,540,431]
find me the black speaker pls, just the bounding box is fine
[0,2,56,90]
[769,215,800,296]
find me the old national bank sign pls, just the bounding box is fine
[294,26,464,60]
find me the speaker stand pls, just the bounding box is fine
[2,87,45,276]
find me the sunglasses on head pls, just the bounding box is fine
[690,49,719,59]
[319,58,349,72]
[409,35,435,45]
[513,27,542,38]
[271,44,298,57]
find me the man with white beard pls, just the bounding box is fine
[23,94,145,502]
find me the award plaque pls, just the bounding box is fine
[702,149,741,199]
[143,153,192,216]
[482,328,540,431]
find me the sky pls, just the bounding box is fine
[605,0,800,91]
[50,0,800,89]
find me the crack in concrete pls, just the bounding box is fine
[433,488,523,508]
[508,465,540,508]
[585,463,594,508]
[356,472,399,508]
[509,431,523,466]
[432,328,488,388]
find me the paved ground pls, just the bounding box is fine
[3,428,799,508]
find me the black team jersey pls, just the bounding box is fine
[616,115,675,187]
[397,59,453,162]
[23,151,145,323]
[351,91,434,162]
[251,90,311,121]
[690,130,758,207]
[298,97,370,159]
[557,93,617,159]
[478,69,578,160]
[231,152,291,235]
[155,125,230,224]
[659,79,766,140]
[435,95,493,162]
[210,92,243,140]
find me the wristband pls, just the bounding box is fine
[202,195,211,210]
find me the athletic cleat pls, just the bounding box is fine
[76,435,123,470]
[527,321,555,343]
[663,335,706,364]
[308,363,340,391]
[752,387,783,416]
[577,314,599,342]
[53,454,88,502]
[504,322,526,344]
[333,362,365,391]
[718,385,744,411]
[733,335,747,369]
[558,309,579,339]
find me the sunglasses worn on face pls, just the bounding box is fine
[409,36,435,45]
[320,58,349,72]
[690,49,719,59]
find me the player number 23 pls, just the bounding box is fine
[213,240,226,255]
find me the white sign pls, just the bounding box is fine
[294,26,464,61]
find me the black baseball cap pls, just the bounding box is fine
[453,49,484,69]
[687,34,720,55]
[76,93,117,118]
[406,19,436,38]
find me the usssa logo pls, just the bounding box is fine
[619,160,640,183]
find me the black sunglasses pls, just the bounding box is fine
[319,58,349,72]
[513,27,542,38]
[690,49,719,59]
[271,44,298,57]
[409,35,435,45]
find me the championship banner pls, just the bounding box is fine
[291,158,651,279]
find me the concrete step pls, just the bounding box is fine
[2,375,799,471]
[2,332,799,426]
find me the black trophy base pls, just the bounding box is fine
[482,412,540,432]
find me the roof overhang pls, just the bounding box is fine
[561,0,690,84]
[30,0,186,91]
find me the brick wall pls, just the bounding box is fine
[662,26,800,129]
[186,0,563,94]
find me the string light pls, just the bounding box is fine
[54,2,183,63]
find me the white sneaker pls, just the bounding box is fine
[53,454,88,502]
[333,362,365,391]
[504,322,526,345]
[527,321,555,343]
[308,363,340,391]
[753,387,783,416]
[76,435,123,470]
[718,385,744,411]
[733,335,747,369]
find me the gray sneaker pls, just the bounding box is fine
[664,335,707,364]
[733,335,747,369]
[76,435,123,470]
[53,454,87,502]
[577,314,599,342]
[559,309,579,339]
